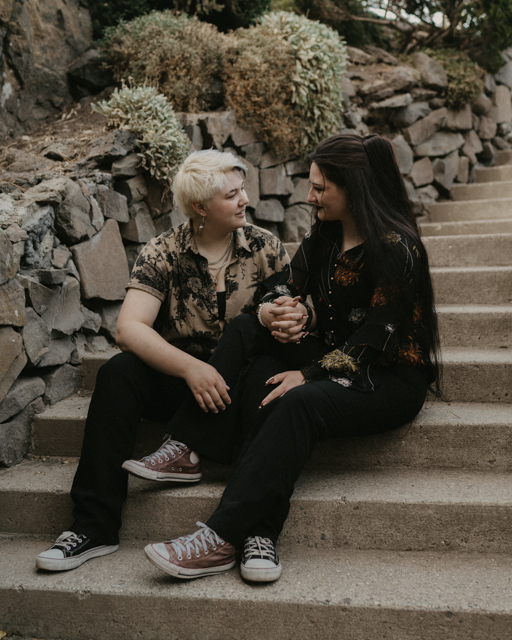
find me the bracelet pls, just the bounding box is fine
[302,302,314,330]
[257,302,273,327]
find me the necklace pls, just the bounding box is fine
[193,232,234,285]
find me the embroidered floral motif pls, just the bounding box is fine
[319,349,360,374]
[412,300,422,325]
[383,231,401,245]
[275,284,292,296]
[398,339,424,365]
[385,323,396,333]
[334,255,362,286]
[371,286,388,306]
[348,308,366,324]
[329,376,353,387]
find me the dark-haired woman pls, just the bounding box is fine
[141,133,442,584]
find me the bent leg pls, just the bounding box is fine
[71,352,188,544]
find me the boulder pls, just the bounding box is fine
[411,88,438,102]
[241,143,265,167]
[260,151,294,170]
[0,277,26,326]
[494,85,512,124]
[153,209,187,236]
[20,205,56,268]
[281,204,312,243]
[145,177,173,218]
[457,156,470,183]
[3,150,54,174]
[80,305,102,333]
[97,185,129,223]
[22,307,51,365]
[445,105,472,131]
[231,126,259,147]
[414,132,465,157]
[260,165,294,197]
[120,202,156,243]
[412,53,448,90]
[478,141,497,164]
[410,157,434,188]
[369,93,412,110]
[285,160,310,176]
[403,108,448,146]
[88,300,123,340]
[41,364,82,405]
[52,276,83,336]
[68,49,114,98]
[87,335,110,352]
[392,102,431,129]
[0,398,45,467]
[429,97,446,109]
[72,219,130,300]
[243,159,260,210]
[384,67,418,92]
[114,175,148,206]
[87,130,137,164]
[346,46,374,65]
[288,178,310,205]
[341,76,356,99]
[254,199,285,223]
[472,92,493,116]
[55,178,95,245]
[493,136,510,150]
[359,79,388,96]
[392,135,413,175]
[495,61,512,90]
[51,245,72,270]
[198,110,237,149]
[478,116,498,140]
[417,184,439,204]
[0,232,18,285]
[432,150,460,192]
[4,224,28,244]
[16,274,58,316]
[0,327,27,403]
[111,153,143,179]
[484,73,497,95]
[0,376,45,424]
[36,335,75,368]
[363,46,398,65]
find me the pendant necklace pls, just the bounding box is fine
[194,232,234,284]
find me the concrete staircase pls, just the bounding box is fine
[1,151,512,639]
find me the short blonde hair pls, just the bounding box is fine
[173,150,248,218]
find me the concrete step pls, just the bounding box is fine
[81,347,120,391]
[451,181,512,201]
[495,149,512,165]
[423,233,512,267]
[442,348,512,403]
[421,218,512,236]
[438,304,512,348]
[30,397,512,470]
[3,537,512,640]
[3,461,512,554]
[424,197,512,222]
[474,164,512,182]
[431,266,512,304]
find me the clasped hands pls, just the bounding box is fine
[260,295,310,343]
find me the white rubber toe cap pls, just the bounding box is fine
[149,543,170,560]
[37,549,65,560]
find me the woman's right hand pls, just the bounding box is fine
[183,362,231,413]
[266,296,308,343]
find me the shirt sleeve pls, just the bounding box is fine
[302,236,423,384]
[260,230,313,301]
[126,238,171,303]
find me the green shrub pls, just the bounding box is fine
[225,11,347,157]
[100,11,228,112]
[424,48,484,111]
[92,85,191,187]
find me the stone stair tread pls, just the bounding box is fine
[431,265,512,274]
[421,219,512,236]
[2,535,512,623]
[437,303,512,312]
[3,458,512,506]
[441,347,512,364]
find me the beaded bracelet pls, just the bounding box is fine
[257,301,273,327]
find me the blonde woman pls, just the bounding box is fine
[36,150,289,572]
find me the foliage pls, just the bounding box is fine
[88,0,269,39]
[225,11,347,157]
[100,11,228,112]
[92,85,191,186]
[424,48,484,110]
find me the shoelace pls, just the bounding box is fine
[54,531,86,551]
[170,522,225,560]
[243,536,277,561]
[144,435,187,465]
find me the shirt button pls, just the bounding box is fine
[329,291,332,294]
[330,317,333,320]
[328,304,332,308]
[330,277,334,281]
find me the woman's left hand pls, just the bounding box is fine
[259,370,305,408]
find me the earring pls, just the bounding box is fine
[197,214,205,237]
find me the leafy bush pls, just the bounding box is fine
[100,11,228,112]
[424,49,484,111]
[92,85,191,186]
[225,11,347,157]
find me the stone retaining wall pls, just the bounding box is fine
[1,46,512,466]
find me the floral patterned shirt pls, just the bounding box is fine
[127,220,290,361]
[263,220,434,391]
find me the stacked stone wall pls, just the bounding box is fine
[1,46,512,466]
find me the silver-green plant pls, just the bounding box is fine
[259,11,348,149]
[92,85,191,187]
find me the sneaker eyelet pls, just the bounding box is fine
[151,461,155,466]
[72,543,77,547]
[171,467,175,471]
[164,456,169,461]
[179,468,182,471]
[187,555,191,559]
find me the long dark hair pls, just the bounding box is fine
[308,133,442,397]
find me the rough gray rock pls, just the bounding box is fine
[369,93,412,110]
[346,46,374,65]
[0,327,27,403]
[410,157,434,188]
[260,165,294,197]
[432,150,460,192]
[359,79,388,96]
[87,335,110,352]
[52,276,83,336]
[20,205,56,269]
[412,52,448,90]
[457,156,470,183]
[72,219,129,300]
[288,178,310,205]
[51,245,72,269]
[36,335,75,368]
[0,277,26,326]
[260,151,294,169]
[241,143,265,167]
[392,135,413,175]
[198,110,237,149]
[0,232,18,285]
[243,159,260,210]
[285,160,309,176]
[384,67,418,92]
[22,308,51,365]
[41,363,82,405]
[88,300,123,340]
[417,184,440,203]
[55,178,95,245]
[120,202,156,243]
[87,130,137,164]
[4,224,28,244]
[478,141,497,164]
[472,92,493,116]
[115,175,148,206]
[68,49,113,98]
[363,45,398,65]
[495,61,512,90]
[254,199,285,223]
[403,108,448,146]
[392,102,431,129]
[445,105,472,131]
[281,204,312,243]
[484,73,497,95]
[478,116,498,140]
[153,209,187,236]
[414,132,465,157]
[80,305,102,333]
[97,185,130,223]
[0,398,45,467]
[16,274,58,316]
[111,154,143,179]
[231,126,258,147]
[462,129,484,164]
[494,85,512,124]
[0,375,45,423]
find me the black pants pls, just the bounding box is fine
[71,315,427,547]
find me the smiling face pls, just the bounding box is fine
[194,169,249,234]
[307,162,353,225]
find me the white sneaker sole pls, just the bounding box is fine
[144,544,235,579]
[122,460,202,482]
[240,562,282,582]
[36,544,119,571]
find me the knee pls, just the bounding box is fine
[95,352,147,390]
[226,312,259,335]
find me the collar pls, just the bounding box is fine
[178,219,252,256]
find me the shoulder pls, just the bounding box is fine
[240,224,287,257]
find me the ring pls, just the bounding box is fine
[278,328,282,332]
